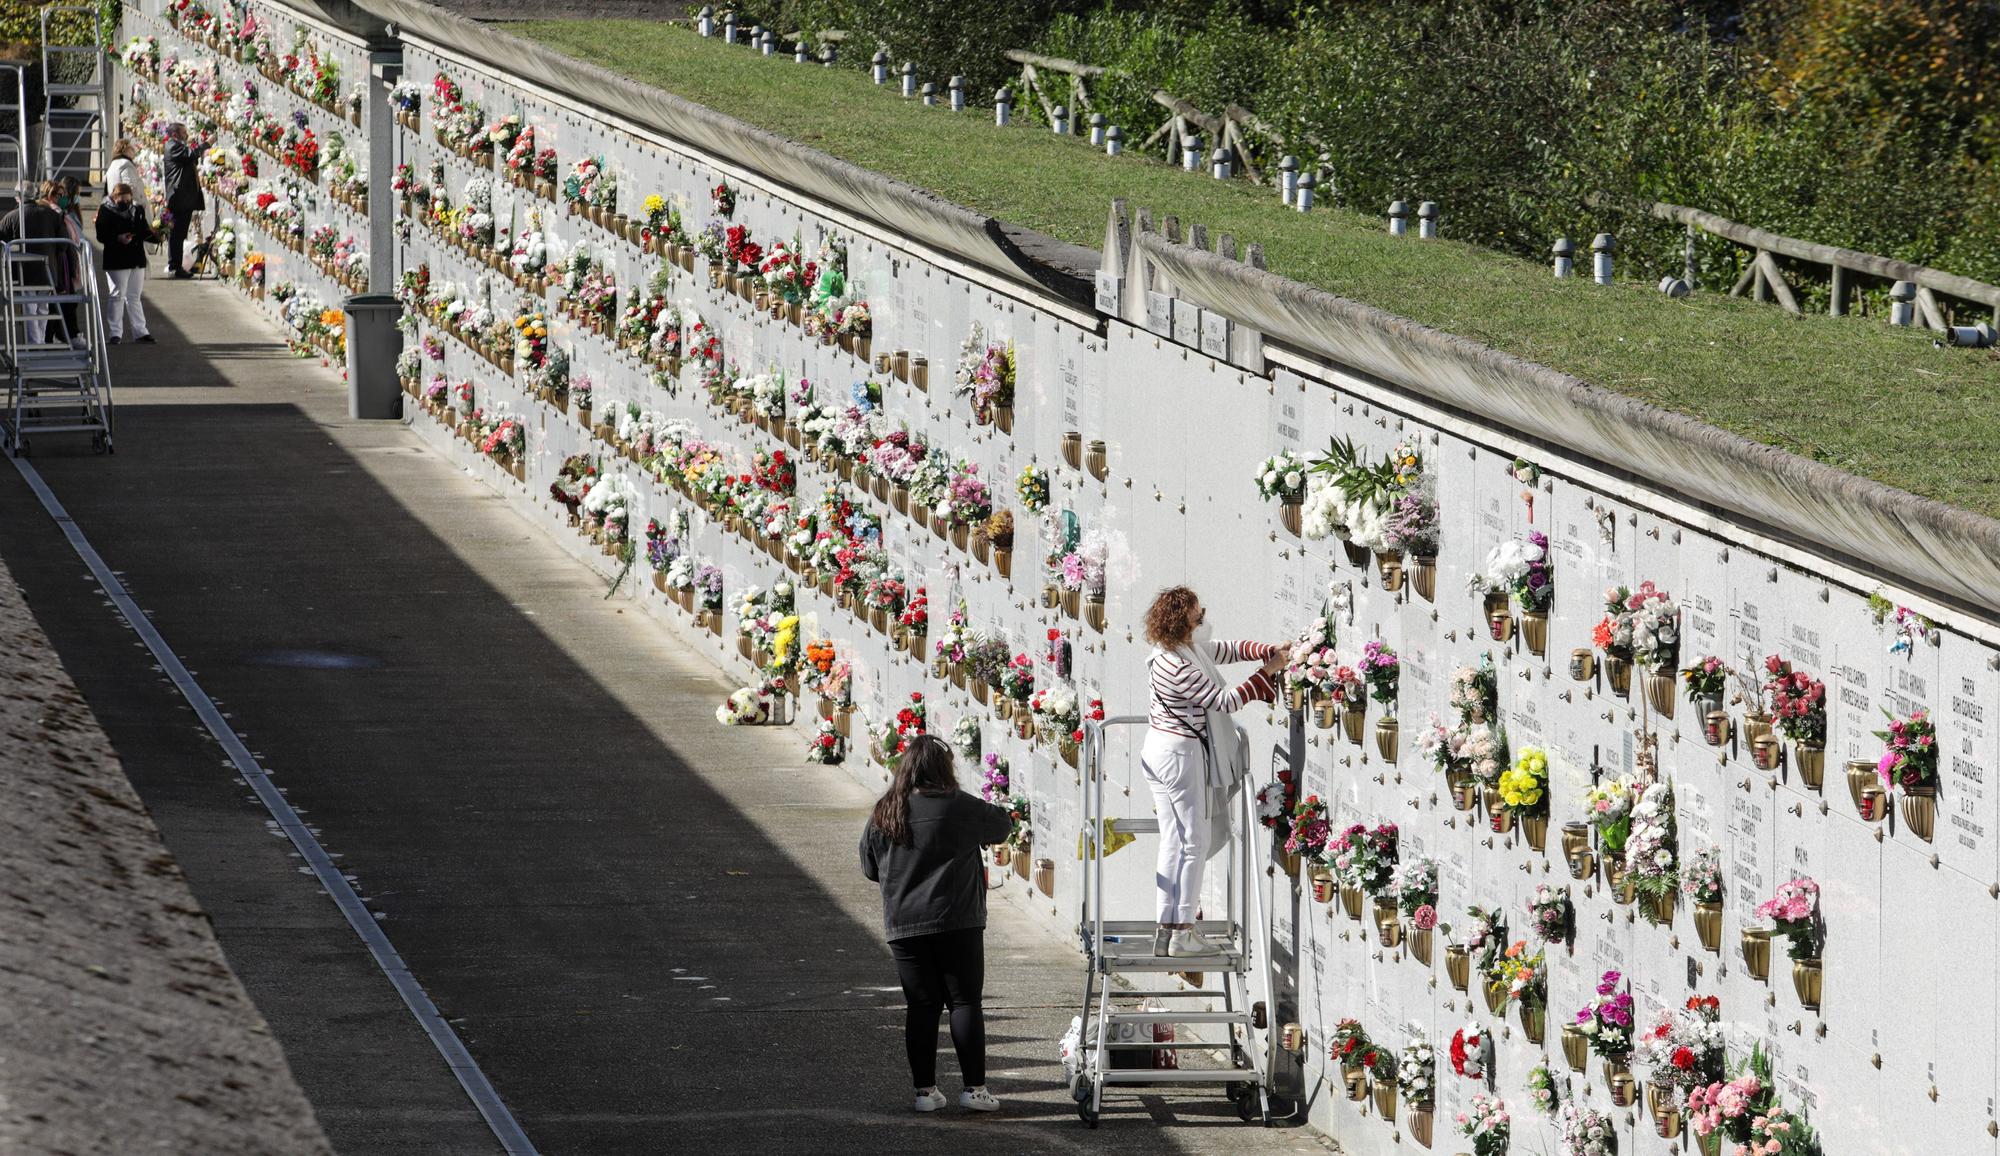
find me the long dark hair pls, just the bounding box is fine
[870,735,959,846]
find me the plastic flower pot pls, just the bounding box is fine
[1901,786,1937,841]
[1560,1024,1588,1072]
[1694,901,1722,953]
[1521,609,1548,656]
[1792,956,1822,1009]
[1410,553,1436,602]
[1375,716,1399,762]
[1444,945,1470,992]
[1741,927,1771,980]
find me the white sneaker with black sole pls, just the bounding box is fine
[960,1087,1001,1112]
[914,1088,948,1112]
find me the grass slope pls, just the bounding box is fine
[515,19,2000,519]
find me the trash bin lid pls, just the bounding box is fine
[343,293,401,310]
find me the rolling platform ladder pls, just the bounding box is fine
[40,5,107,189]
[2,234,114,455]
[1068,714,1276,1128]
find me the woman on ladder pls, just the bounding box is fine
[1140,587,1286,957]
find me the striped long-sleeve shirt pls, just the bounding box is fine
[1148,640,1280,739]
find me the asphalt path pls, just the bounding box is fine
[0,274,1328,1155]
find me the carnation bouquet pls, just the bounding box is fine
[1327,822,1399,897]
[1754,877,1821,959]
[1398,1035,1436,1106]
[1357,640,1399,710]
[1284,794,1330,862]
[1254,769,1299,843]
[1873,708,1937,790]
[715,686,769,726]
[1635,995,1724,1111]
[1764,657,1828,746]
[1448,1021,1487,1079]
[805,718,844,765]
[1395,856,1438,928]
[1525,883,1570,945]
[1456,1093,1511,1156]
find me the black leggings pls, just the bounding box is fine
[889,927,986,1088]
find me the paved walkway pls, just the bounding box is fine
[0,274,1329,1154]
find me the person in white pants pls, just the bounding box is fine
[1139,586,1285,957]
[94,183,157,343]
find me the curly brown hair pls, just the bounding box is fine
[1144,586,1200,649]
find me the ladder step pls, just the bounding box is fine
[1110,818,1159,834]
[1104,1011,1251,1026]
[1098,1067,1262,1085]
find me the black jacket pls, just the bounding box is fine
[0,202,71,286]
[94,202,155,270]
[860,790,1013,941]
[163,139,204,214]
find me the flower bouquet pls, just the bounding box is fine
[1635,994,1723,1131]
[1574,970,1637,1102]
[1490,941,1545,1037]
[1286,794,1331,893]
[806,718,844,764]
[1448,1021,1487,1080]
[980,753,1010,802]
[1753,876,1821,1005]
[1626,781,1678,918]
[1395,856,1438,960]
[1557,1104,1615,1156]
[1526,883,1570,946]
[1328,1019,1378,1100]
[715,686,769,726]
[1763,657,1827,781]
[1498,745,1549,845]
[1682,845,1725,951]
[1397,1035,1436,1129]
[1255,450,1309,535]
[1581,775,1637,883]
[1254,768,1299,855]
[1326,822,1398,920]
[1526,1064,1560,1117]
[1874,708,1937,838]
[1456,1093,1510,1156]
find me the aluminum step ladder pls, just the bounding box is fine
[1068,714,1277,1128]
[0,63,28,207]
[41,5,107,189]
[2,235,114,455]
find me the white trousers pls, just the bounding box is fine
[1141,729,1209,924]
[106,267,148,339]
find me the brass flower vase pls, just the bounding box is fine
[1521,609,1548,656]
[1518,1001,1545,1044]
[1483,979,1508,1015]
[1606,655,1632,697]
[1741,928,1771,981]
[1560,1024,1589,1072]
[1901,786,1937,842]
[1279,499,1302,537]
[1795,744,1825,791]
[1341,705,1366,745]
[1793,956,1822,1010]
[1340,885,1364,921]
[1370,1080,1397,1120]
[1445,945,1470,991]
[1408,1102,1434,1147]
[1694,901,1722,953]
[1408,925,1433,966]
[1376,716,1400,762]
[1410,554,1436,602]
[1643,669,1676,718]
[1522,812,1548,852]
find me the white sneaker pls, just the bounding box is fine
[914,1087,948,1112]
[1167,929,1224,957]
[960,1086,1001,1112]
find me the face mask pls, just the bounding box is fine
[1190,618,1214,646]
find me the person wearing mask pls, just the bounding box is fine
[0,180,74,346]
[1140,586,1286,957]
[859,734,1013,1114]
[161,122,203,278]
[105,138,149,209]
[95,183,155,344]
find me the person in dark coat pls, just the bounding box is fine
[0,180,76,346]
[859,734,1014,1114]
[95,183,155,343]
[161,121,204,278]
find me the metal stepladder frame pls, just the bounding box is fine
[1070,714,1277,1128]
[41,4,108,189]
[1,235,115,455]
[0,63,28,206]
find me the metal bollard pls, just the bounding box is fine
[948,75,965,112]
[1181,134,1200,172]
[994,88,1011,126]
[1551,237,1574,279]
[1296,172,1315,212]
[697,5,713,36]
[722,13,736,43]
[1945,322,1996,347]
[1052,104,1068,135]
[871,50,888,85]
[1387,199,1408,236]
[920,81,936,106]
[1657,275,1691,298]
[1889,280,1916,327]
[1278,155,1298,207]
[758,30,774,56]
[1211,147,1231,181]
[1592,233,1615,285]
[1088,112,1106,146]
[899,62,915,98]
[1417,201,1438,239]
[1104,124,1122,156]
[794,41,808,64]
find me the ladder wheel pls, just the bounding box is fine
[1076,1101,1099,1129]
[1235,1090,1259,1123]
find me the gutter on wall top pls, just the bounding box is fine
[1128,215,2000,623]
[350,0,1098,306]
[266,0,397,49]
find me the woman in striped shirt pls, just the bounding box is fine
[1141,586,1286,957]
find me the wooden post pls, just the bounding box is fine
[1828,263,1847,317]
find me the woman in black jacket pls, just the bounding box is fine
[96,183,156,343]
[860,734,1013,1114]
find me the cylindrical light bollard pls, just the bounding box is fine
[1551,237,1574,279]
[794,41,808,64]
[871,50,888,85]
[722,13,736,43]
[759,30,774,56]
[1592,233,1616,285]
[1278,155,1298,207]
[1889,280,1916,327]
[1181,134,1200,171]
[1657,275,1691,298]
[1296,172,1316,212]
[821,44,836,68]
[900,62,915,98]
[1945,322,1995,347]
[1211,147,1231,181]
[1104,124,1122,156]
[948,75,964,112]
[1417,201,1438,239]
[994,88,1011,126]
[697,5,713,36]
[1387,199,1408,236]
[920,81,936,106]
[1052,104,1069,135]
[1088,112,1106,146]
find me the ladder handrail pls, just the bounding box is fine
[39,4,107,187]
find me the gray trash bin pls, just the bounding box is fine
[343,293,405,419]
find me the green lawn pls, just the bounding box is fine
[514,19,2000,520]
